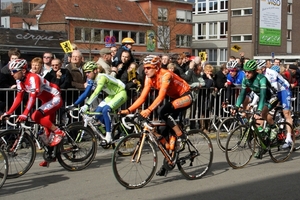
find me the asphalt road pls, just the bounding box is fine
[1,139,300,200]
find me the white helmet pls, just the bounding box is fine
[226,60,238,69]
[256,60,266,70]
[9,59,28,72]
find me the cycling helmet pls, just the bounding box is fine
[9,59,28,72]
[226,60,238,70]
[270,65,280,73]
[121,37,135,44]
[83,61,98,72]
[143,55,161,68]
[256,59,266,70]
[243,59,257,71]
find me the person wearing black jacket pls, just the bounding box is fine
[50,58,72,89]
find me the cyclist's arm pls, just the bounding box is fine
[6,91,24,114]
[74,79,94,106]
[258,77,268,111]
[128,78,151,113]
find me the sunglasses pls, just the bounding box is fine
[11,69,20,74]
[51,64,60,66]
[43,56,52,59]
[144,66,155,70]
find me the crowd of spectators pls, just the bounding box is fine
[1,42,300,132]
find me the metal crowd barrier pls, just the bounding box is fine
[0,87,299,130]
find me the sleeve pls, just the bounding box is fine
[74,80,93,106]
[128,77,151,113]
[6,91,24,114]
[86,76,106,105]
[258,77,267,111]
[22,75,40,116]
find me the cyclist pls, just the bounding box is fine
[231,59,279,159]
[0,59,65,166]
[265,65,293,148]
[120,55,193,176]
[67,61,127,145]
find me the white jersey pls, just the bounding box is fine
[264,68,290,92]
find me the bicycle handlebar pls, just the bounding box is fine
[121,114,137,129]
[5,115,33,129]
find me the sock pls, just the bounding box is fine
[285,132,292,143]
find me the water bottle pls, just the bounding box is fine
[169,136,176,151]
[98,125,106,134]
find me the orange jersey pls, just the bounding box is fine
[129,68,190,112]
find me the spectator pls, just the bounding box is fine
[62,43,77,67]
[176,53,188,73]
[66,50,86,89]
[265,59,272,69]
[161,54,170,69]
[96,48,113,76]
[30,57,53,82]
[110,46,118,76]
[116,50,132,84]
[41,52,53,78]
[50,58,72,89]
[112,37,135,67]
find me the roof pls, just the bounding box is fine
[52,0,150,24]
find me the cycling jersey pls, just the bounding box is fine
[7,72,61,116]
[264,68,290,91]
[235,73,273,111]
[227,70,245,86]
[129,68,191,112]
[74,73,127,110]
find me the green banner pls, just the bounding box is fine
[259,28,281,46]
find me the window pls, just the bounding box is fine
[75,28,82,41]
[208,49,217,64]
[176,10,192,22]
[104,29,110,41]
[131,31,137,44]
[232,10,242,16]
[112,30,120,43]
[176,35,192,47]
[243,35,252,41]
[209,22,217,39]
[157,26,170,49]
[220,0,228,12]
[287,30,292,40]
[122,31,128,40]
[287,3,292,14]
[209,1,218,13]
[232,36,241,41]
[220,49,227,62]
[198,23,206,39]
[84,28,91,42]
[198,1,206,13]
[94,29,101,42]
[220,22,227,38]
[158,8,168,21]
[244,9,252,15]
[139,32,146,44]
[231,35,252,42]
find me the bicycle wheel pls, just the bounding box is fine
[269,122,294,163]
[112,134,157,189]
[225,124,254,169]
[56,124,97,171]
[0,149,8,188]
[292,112,300,151]
[216,117,243,152]
[177,129,213,180]
[0,130,36,178]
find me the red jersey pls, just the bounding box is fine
[129,68,190,112]
[7,72,61,116]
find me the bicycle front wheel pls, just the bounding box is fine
[225,124,254,169]
[269,122,294,163]
[0,130,36,178]
[178,129,213,180]
[56,124,97,171]
[216,117,243,152]
[292,113,300,151]
[112,134,157,189]
[0,149,8,188]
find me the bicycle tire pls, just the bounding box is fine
[225,124,254,169]
[0,149,8,188]
[0,130,36,178]
[112,134,157,189]
[56,123,97,171]
[177,129,213,180]
[216,117,243,152]
[269,122,294,163]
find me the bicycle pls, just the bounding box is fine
[272,98,300,151]
[225,109,294,169]
[112,115,213,189]
[0,113,97,179]
[0,149,8,188]
[68,108,141,150]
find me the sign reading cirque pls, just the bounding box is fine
[0,28,67,47]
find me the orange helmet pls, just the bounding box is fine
[121,37,135,44]
[143,55,161,68]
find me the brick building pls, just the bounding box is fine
[38,0,193,60]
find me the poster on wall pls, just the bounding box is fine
[146,30,155,52]
[259,0,282,46]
